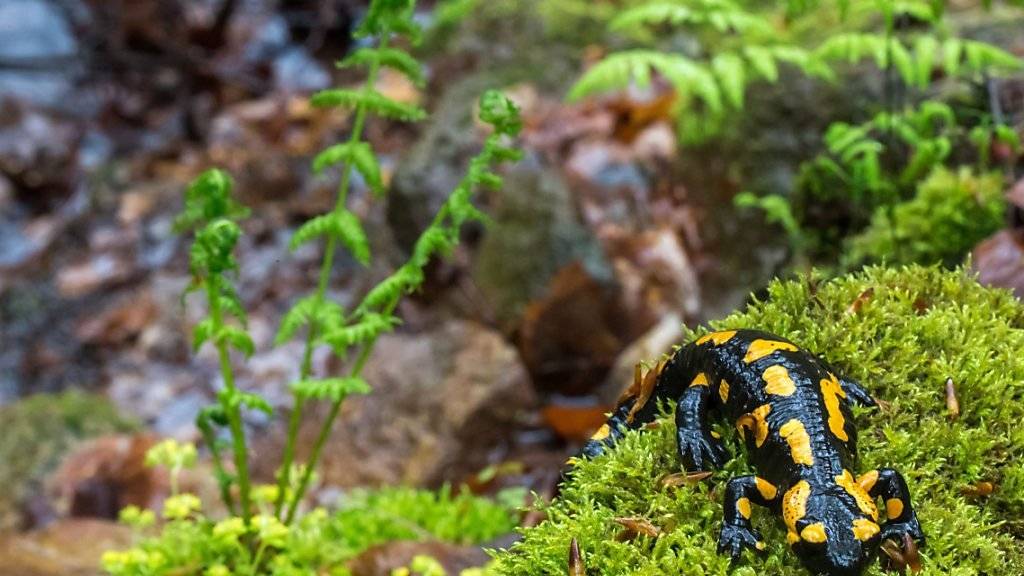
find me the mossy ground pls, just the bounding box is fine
[0,391,137,531]
[492,265,1024,575]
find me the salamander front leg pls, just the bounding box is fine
[675,385,728,472]
[859,468,925,545]
[718,475,778,559]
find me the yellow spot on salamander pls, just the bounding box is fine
[755,477,778,501]
[801,523,827,543]
[736,404,772,447]
[697,330,737,346]
[836,470,879,520]
[590,424,611,441]
[737,497,752,519]
[820,374,849,442]
[755,540,766,551]
[886,498,904,519]
[690,372,709,387]
[852,518,880,541]
[779,419,815,466]
[718,380,730,403]
[786,531,801,545]
[763,365,797,396]
[782,480,811,535]
[857,470,879,493]
[743,339,798,363]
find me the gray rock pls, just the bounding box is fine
[274,320,535,488]
[471,157,611,330]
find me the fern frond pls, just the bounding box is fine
[193,318,216,352]
[217,325,255,357]
[570,50,723,114]
[288,211,371,265]
[275,296,347,347]
[338,47,425,87]
[961,40,1022,72]
[311,89,427,121]
[291,377,371,402]
[712,52,746,108]
[312,142,384,196]
[356,0,420,42]
[174,169,249,232]
[320,313,400,350]
[356,264,424,315]
[611,1,771,35]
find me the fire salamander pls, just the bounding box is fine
[578,329,925,576]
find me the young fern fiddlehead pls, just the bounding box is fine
[176,169,260,527]
[282,88,523,523]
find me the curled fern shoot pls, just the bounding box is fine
[176,169,257,529]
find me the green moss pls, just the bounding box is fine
[847,167,1006,267]
[0,391,137,531]
[492,265,1024,575]
[102,486,520,576]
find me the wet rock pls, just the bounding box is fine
[519,262,625,397]
[47,434,160,521]
[277,320,535,488]
[0,519,132,576]
[596,313,684,406]
[0,0,79,106]
[972,229,1024,298]
[0,99,81,213]
[56,253,136,299]
[0,392,137,531]
[388,75,490,252]
[75,291,158,346]
[106,365,201,440]
[471,158,611,330]
[348,540,490,576]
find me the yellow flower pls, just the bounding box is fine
[205,564,232,576]
[118,505,156,528]
[212,517,247,545]
[253,514,289,548]
[162,493,202,520]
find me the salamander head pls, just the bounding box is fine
[787,493,882,576]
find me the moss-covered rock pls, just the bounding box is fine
[0,391,137,531]
[492,265,1024,575]
[847,167,1007,268]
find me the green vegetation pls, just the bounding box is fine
[0,391,137,531]
[567,0,1022,268]
[101,0,523,573]
[846,166,1007,266]
[102,483,519,576]
[730,1,1022,268]
[492,265,1024,575]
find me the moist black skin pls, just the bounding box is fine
[576,329,925,576]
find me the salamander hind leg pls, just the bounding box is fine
[676,384,728,472]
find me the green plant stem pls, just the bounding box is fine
[284,297,399,524]
[274,35,390,521]
[207,275,254,526]
[199,424,238,515]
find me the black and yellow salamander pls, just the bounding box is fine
[578,329,925,576]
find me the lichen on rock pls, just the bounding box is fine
[491,265,1024,575]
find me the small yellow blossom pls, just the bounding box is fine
[162,493,202,520]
